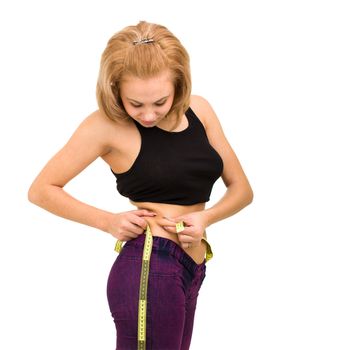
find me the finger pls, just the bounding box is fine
[130,215,149,230]
[177,234,193,243]
[133,209,157,217]
[117,229,139,240]
[124,231,139,239]
[180,238,200,249]
[164,225,192,235]
[164,219,186,232]
[157,217,177,227]
[178,225,196,235]
[162,225,178,234]
[126,222,145,235]
[171,215,187,225]
[181,242,192,249]
[171,217,193,232]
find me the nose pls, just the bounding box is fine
[141,111,157,122]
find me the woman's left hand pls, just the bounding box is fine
[160,211,208,249]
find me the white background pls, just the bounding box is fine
[1,0,349,349]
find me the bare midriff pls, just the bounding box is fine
[130,200,207,265]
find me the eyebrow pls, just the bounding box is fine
[126,95,170,104]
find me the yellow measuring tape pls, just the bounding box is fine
[114,221,212,350]
[137,224,153,350]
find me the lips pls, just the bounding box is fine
[141,120,156,127]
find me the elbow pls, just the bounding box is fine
[27,183,40,205]
[247,187,254,204]
[240,183,254,207]
[241,190,253,210]
[28,181,49,206]
[28,182,63,207]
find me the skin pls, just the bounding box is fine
[28,69,253,264]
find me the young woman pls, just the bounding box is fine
[28,21,253,350]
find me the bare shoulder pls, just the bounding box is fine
[76,109,128,154]
[190,95,252,193]
[27,110,130,189]
[189,95,222,131]
[81,110,116,140]
[190,94,211,109]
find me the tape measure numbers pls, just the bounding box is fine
[137,225,153,350]
[175,221,185,233]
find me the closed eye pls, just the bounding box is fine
[154,101,166,106]
[128,96,169,108]
[130,103,142,108]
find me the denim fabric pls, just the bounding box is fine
[106,234,206,350]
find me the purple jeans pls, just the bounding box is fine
[106,234,206,350]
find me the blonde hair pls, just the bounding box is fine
[96,21,191,122]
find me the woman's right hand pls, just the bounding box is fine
[107,209,156,241]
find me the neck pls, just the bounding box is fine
[158,111,182,131]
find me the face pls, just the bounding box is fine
[119,70,175,128]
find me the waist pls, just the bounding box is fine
[130,200,208,264]
[130,200,206,213]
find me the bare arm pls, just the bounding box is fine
[160,96,253,246]
[28,111,154,238]
[191,96,254,226]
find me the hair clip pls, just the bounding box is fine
[133,38,155,45]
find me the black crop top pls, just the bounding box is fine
[110,107,223,205]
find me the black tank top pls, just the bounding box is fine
[110,107,223,205]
